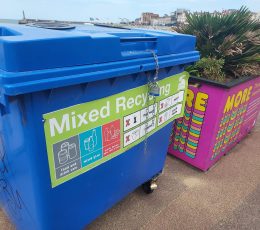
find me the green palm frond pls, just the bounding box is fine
[179,6,260,80]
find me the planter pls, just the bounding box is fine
[168,76,260,171]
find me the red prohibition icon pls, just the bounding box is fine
[125,135,130,143]
[126,119,131,127]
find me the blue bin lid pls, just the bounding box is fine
[0,23,199,95]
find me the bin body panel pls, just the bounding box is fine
[1,68,186,230]
[169,76,260,171]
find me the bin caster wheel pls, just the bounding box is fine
[142,180,158,194]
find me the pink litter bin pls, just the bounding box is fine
[168,76,260,171]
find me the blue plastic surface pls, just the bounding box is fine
[0,24,199,96]
[0,24,199,230]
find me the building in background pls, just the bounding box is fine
[174,9,189,25]
[151,15,173,26]
[222,9,237,15]
[141,12,159,25]
[134,18,141,25]
[252,12,260,21]
[137,9,189,26]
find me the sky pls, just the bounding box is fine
[1,0,260,22]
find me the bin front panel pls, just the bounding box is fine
[169,76,260,171]
[43,72,189,188]
[169,83,224,170]
[36,71,189,229]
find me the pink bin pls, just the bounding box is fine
[168,76,260,171]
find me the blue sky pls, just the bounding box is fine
[1,0,260,22]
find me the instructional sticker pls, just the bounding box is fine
[79,127,103,166]
[53,136,81,179]
[43,72,190,187]
[102,120,121,156]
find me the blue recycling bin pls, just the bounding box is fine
[0,23,199,230]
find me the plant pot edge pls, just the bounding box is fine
[189,75,259,89]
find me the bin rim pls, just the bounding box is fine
[0,51,199,96]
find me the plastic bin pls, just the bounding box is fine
[0,23,199,229]
[169,76,260,171]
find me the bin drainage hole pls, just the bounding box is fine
[140,65,144,70]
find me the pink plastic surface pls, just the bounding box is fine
[168,77,260,171]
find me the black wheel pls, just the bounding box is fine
[142,181,154,194]
[142,179,158,194]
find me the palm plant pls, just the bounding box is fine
[179,6,260,81]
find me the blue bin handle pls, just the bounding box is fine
[120,37,157,43]
[120,36,157,58]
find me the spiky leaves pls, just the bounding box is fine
[180,6,260,81]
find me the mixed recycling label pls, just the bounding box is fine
[43,72,189,187]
